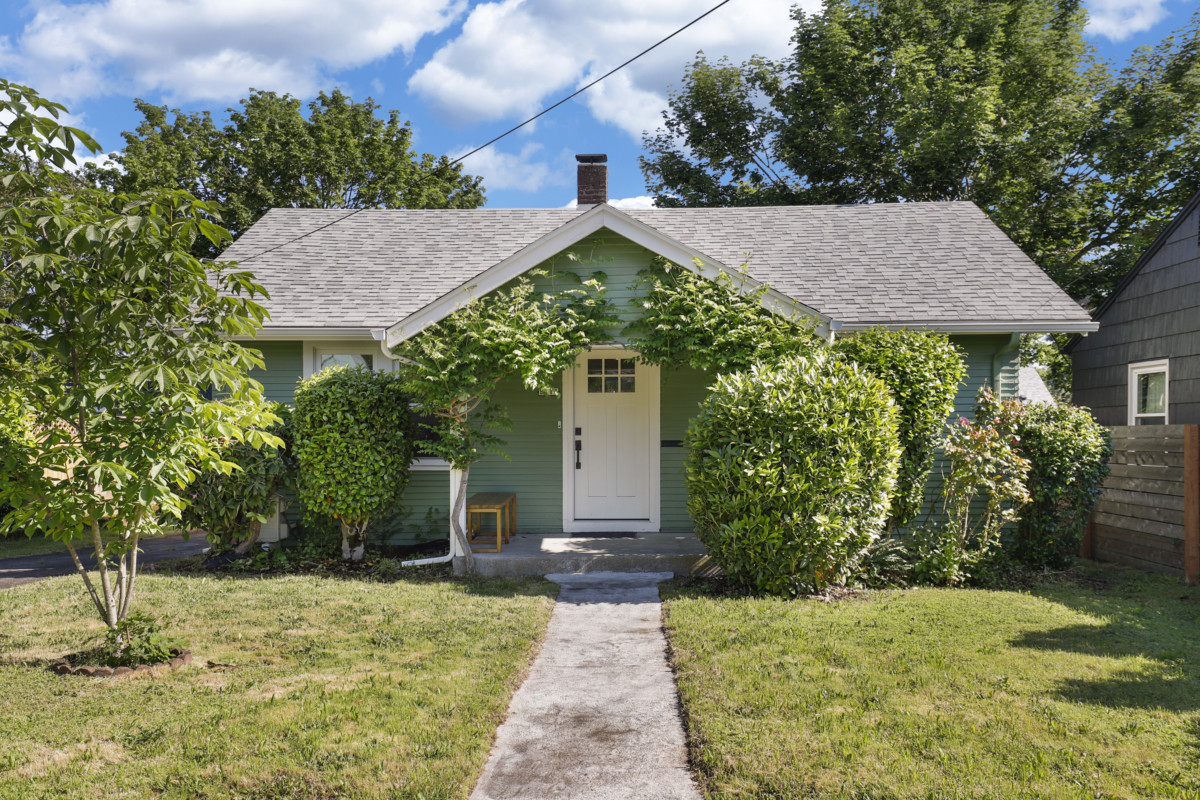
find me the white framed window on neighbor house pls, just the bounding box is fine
[1128,359,1169,425]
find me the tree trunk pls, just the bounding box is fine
[234,519,263,556]
[340,519,368,561]
[452,465,474,572]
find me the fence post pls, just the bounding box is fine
[1185,425,1199,586]
[1079,516,1095,560]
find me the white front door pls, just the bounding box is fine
[568,351,658,525]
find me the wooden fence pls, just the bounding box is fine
[1082,425,1200,583]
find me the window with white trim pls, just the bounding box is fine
[316,351,375,373]
[1128,359,1169,425]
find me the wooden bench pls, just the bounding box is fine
[467,492,516,553]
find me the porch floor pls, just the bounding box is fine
[468,533,716,579]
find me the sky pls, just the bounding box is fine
[0,0,1195,210]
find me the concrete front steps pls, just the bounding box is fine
[468,533,717,578]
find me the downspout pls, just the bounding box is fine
[991,333,1021,398]
[374,329,459,568]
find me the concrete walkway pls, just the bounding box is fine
[470,572,702,800]
[0,534,208,590]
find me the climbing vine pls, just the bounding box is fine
[624,258,818,373]
[391,270,615,567]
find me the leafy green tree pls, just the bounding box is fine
[0,79,280,640]
[292,368,415,561]
[87,89,486,256]
[642,1,1200,304]
[391,272,614,570]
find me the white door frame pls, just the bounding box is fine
[561,345,660,533]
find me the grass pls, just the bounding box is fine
[662,562,1200,799]
[0,569,556,799]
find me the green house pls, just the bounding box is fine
[224,156,1095,552]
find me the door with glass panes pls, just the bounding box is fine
[572,351,652,520]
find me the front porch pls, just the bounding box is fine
[468,532,716,578]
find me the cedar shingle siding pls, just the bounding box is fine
[1072,191,1200,425]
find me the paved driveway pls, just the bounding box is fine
[0,534,209,591]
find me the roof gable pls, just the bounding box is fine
[382,204,829,347]
[219,201,1095,336]
[1091,187,1200,322]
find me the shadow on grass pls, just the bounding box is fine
[1009,563,1200,712]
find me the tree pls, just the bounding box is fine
[292,368,415,561]
[0,79,280,642]
[86,89,486,257]
[641,1,1200,304]
[391,272,614,570]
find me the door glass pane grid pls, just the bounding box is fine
[586,357,636,393]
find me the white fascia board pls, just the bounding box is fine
[838,320,1100,334]
[235,327,377,341]
[384,204,831,347]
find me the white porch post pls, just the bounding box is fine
[449,468,467,558]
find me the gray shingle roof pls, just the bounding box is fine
[219,202,1090,330]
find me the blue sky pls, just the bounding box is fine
[1,0,1195,210]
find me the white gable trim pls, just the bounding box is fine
[383,204,832,347]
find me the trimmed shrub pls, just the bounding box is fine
[834,327,965,529]
[179,406,294,553]
[976,391,1111,569]
[685,352,901,595]
[293,367,415,560]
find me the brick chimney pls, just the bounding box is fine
[576,154,608,207]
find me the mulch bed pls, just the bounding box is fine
[50,648,193,678]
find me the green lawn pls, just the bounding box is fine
[0,570,556,799]
[663,562,1200,800]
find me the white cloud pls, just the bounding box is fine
[1,0,467,102]
[455,142,567,193]
[1085,0,1169,40]
[561,196,657,209]
[409,0,818,140]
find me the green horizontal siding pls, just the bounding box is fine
[467,376,564,533]
[529,230,657,342]
[915,334,1020,531]
[247,341,303,404]
[661,367,711,532]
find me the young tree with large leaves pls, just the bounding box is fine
[391,273,614,571]
[0,80,280,641]
[86,89,486,256]
[642,1,1200,305]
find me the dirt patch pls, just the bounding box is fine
[50,648,192,679]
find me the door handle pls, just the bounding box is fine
[574,439,581,469]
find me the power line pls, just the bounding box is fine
[234,0,735,264]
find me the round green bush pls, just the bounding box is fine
[976,391,1112,569]
[685,352,901,595]
[293,366,415,560]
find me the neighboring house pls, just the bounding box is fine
[1070,189,1200,425]
[224,155,1095,545]
[1017,366,1056,405]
